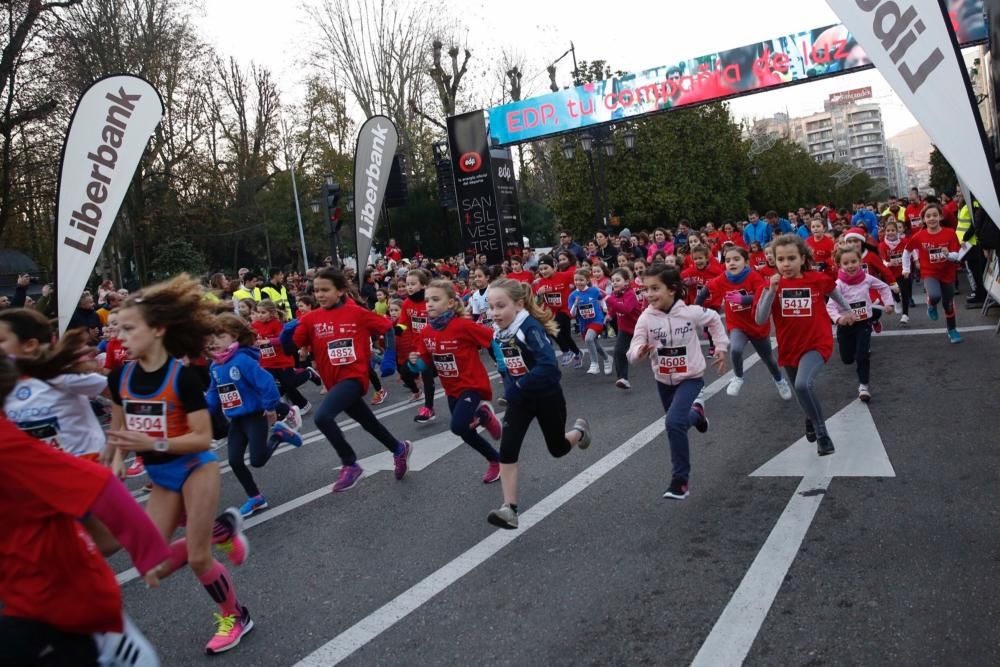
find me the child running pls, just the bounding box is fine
[398,269,440,422]
[208,313,302,518]
[628,264,728,500]
[408,279,503,483]
[389,298,423,402]
[536,255,583,368]
[104,275,253,654]
[904,203,963,343]
[755,234,856,456]
[252,299,317,414]
[879,219,909,324]
[606,267,643,389]
[568,267,612,375]
[696,246,791,399]
[291,268,411,493]
[486,279,591,529]
[827,247,894,402]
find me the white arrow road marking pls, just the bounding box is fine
[691,400,894,667]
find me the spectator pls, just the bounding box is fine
[96,291,123,326]
[67,292,102,344]
[259,268,293,319]
[12,273,30,307]
[594,229,617,264]
[957,193,987,306]
[674,220,691,247]
[743,210,771,247]
[646,227,674,261]
[35,284,56,318]
[851,200,879,238]
[554,231,587,263]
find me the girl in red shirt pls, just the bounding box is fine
[606,268,643,389]
[758,244,778,280]
[506,255,534,284]
[806,217,836,276]
[292,268,412,493]
[904,203,963,343]
[398,269,439,423]
[748,241,767,272]
[409,279,503,484]
[879,219,910,323]
[755,235,855,456]
[535,255,582,367]
[253,299,315,414]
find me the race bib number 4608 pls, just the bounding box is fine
[123,400,167,438]
[656,346,688,375]
[327,338,357,365]
[780,288,812,317]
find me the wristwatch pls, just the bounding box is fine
[153,438,169,453]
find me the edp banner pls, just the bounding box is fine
[490,148,524,258]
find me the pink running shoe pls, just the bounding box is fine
[215,508,250,567]
[332,464,363,493]
[482,460,501,484]
[126,456,145,478]
[477,403,503,441]
[393,441,413,480]
[204,606,254,654]
[414,406,435,423]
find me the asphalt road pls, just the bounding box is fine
[116,286,1000,666]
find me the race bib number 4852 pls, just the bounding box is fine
[327,338,357,365]
[123,400,167,438]
[656,346,688,375]
[780,288,812,317]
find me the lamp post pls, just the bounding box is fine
[561,125,635,229]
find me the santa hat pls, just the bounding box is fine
[844,227,868,242]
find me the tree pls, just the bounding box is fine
[148,238,206,279]
[929,145,957,196]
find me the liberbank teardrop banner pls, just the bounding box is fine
[487,0,985,146]
[56,74,164,335]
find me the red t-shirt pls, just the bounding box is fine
[707,271,770,339]
[0,419,122,634]
[879,238,906,281]
[768,271,837,367]
[906,227,960,283]
[905,202,925,229]
[252,319,294,369]
[749,251,768,271]
[399,296,429,337]
[506,270,534,284]
[758,265,778,280]
[682,264,723,308]
[632,276,648,304]
[806,235,836,275]
[385,246,403,262]
[415,316,494,400]
[104,337,129,370]
[536,269,575,316]
[392,316,415,364]
[861,250,895,285]
[292,300,391,393]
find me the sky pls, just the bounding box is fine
[199,0,933,138]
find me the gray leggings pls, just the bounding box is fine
[585,329,609,363]
[730,329,782,381]
[923,276,957,330]
[783,350,828,438]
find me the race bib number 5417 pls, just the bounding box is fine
[780,288,812,317]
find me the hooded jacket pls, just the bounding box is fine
[627,301,728,386]
[206,346,281,418]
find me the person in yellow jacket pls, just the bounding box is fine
[957,196,987,305]
[258,269,293,320]
[232,273,261,304]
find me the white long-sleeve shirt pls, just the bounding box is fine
[5,373,108,457]
[826,274,894,323]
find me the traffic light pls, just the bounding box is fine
[325,181,342,231]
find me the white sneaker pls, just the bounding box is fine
[900,313,910,325]
[858,384,871,402]
[586,363,600,375]
[615,378,631,390]
[602,357,613,375]
[726,377,744,397]
[299,402,312,416]
[775,378,793,401]
[284,405,302,432]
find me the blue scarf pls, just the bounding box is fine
[725,267,751,284]
[429,310,455,331]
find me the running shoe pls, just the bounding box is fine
[332,464,363,493]
[805,419,817,442]
[409,389,423,403]
[726,377,744,397]
[900,313,910,325]
[393,441,412,480]
[299,401,313,416]
[497,397,508,408]
[414,406,436,423]
[927,304,939,321]
[271,423,302,448]
[663,477,689,500]
[602,357,613,375]
[142,482,153,492]
[211,437,227,450]
[215,507,249,567]
[586,362,600,375]
[858,384,871,402]
[371,388,389,405]
[205,606,254,655]
[478,402,503,440]
[817,436,836,456]
[239,495,268,518]
[615,378,631,390]
[126,456,146,478]
[487,503,518,529]
[284,405,302,431]
[872,320,882,334]
[947,329,963,344]
[691,401,709,433]
[560,351,573,366]
[572,353,584,369]
[775,378,793,400]
[307,367,322,386]
[482,461,501,484]
[573,417,591,450]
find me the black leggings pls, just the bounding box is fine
[0,614,157,667]
[398,363,420,394]
[227,412,274,497]
[837,322,872,384]
[553,311,581,355]
[268,367,310,409]
[499,389,571,464]
[613,331,633,380]
[313,379,401,466]
[448,390,499,462]
[368,366,382,392]
[897,275,912,315]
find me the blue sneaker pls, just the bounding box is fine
[927,304,938,321]
[572,353,584,369]
[239,495,268,518]
[271,422,302,448]
[947,329,963,344]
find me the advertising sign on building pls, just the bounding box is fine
[828,86,873,105]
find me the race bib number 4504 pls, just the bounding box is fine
[123,400,167,438]
[327,338,357,365]
[656,346,688,376]
[780,288,812,317]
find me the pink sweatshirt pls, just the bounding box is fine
[627,301,728,386]
[826,273,893,323]
[606,288,643,334]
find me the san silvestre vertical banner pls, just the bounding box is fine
[56,74,164,335]
[447,110,506,264]
[825,0,1000,226]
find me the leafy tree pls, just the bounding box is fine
[929,145,957,196]
[148,239,206,279]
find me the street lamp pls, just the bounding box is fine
[561,124,634,229]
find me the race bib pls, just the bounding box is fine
[634,287,647,301]
[780,288,812,317]
[850,301,869,321]
[656,345,688,376]
[258,342,276,359]
[123,400,167,438]
[929,247,948,263]
[327,338,357,365]
[217,383,243,410]
[578,303,596,320]
[19,417,61,449]
[727,289,750,313]
[543,292,563,307]
[432,352,459,378]
[887,251,903,267]
[501,345,527,377]
[411,316,427,332]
